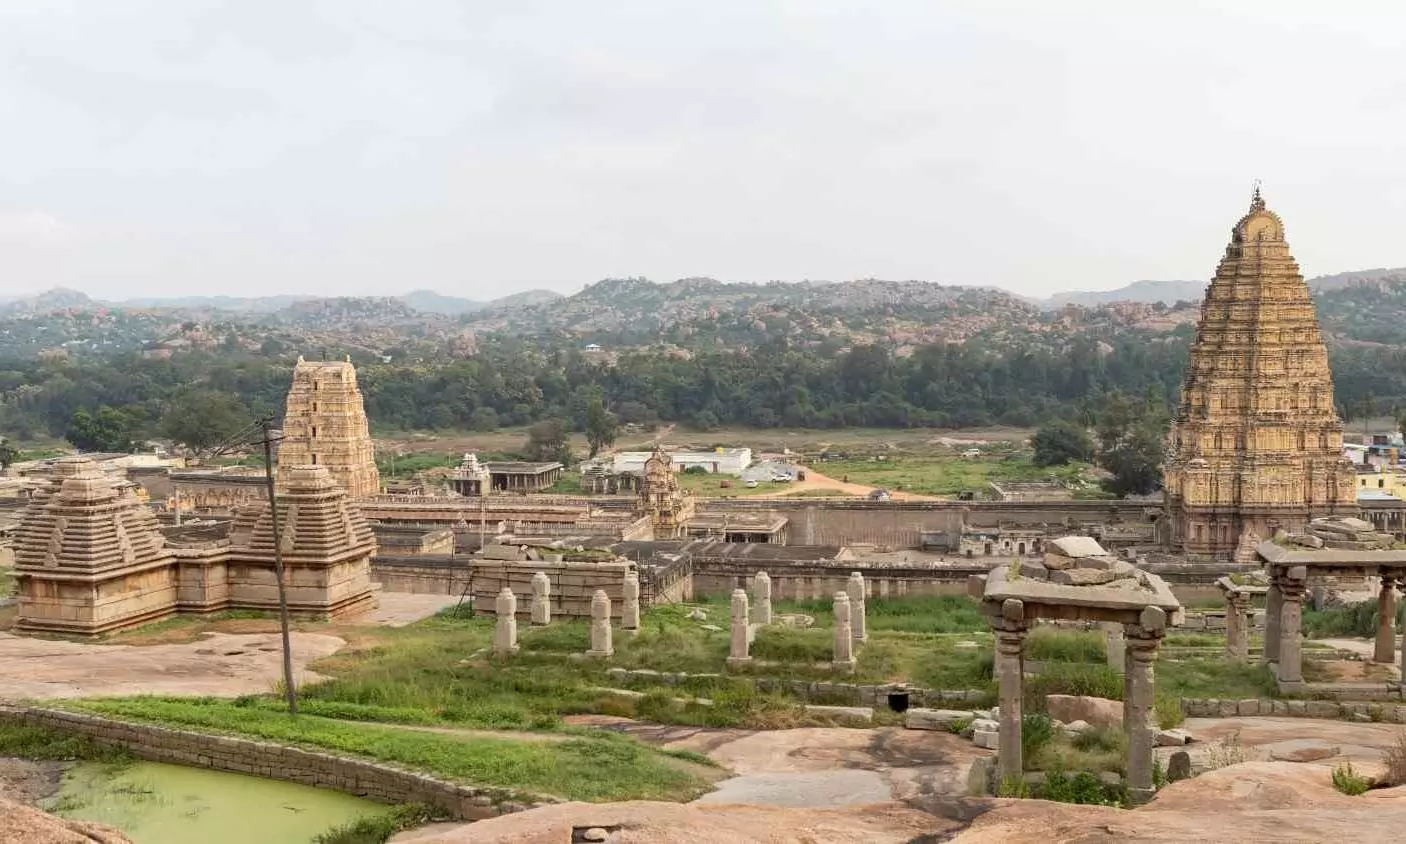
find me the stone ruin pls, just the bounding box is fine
[1216,570,1269,663]
[1279,516,1396,552]
[13,458,377,635]
[972,536,1182,804]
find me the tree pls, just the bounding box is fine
[161,390,248,453]
[584,398,617,457]
[524,419,573,464]
[65,406,139,453]
[0,438,17,470]
[468,407,499,432]
[1099,421,1165,496]
[1032,421,1094,467]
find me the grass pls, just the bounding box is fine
[61,697,712,803]
[0,724,135,764]
[1305,601,1405,639]
[312,805,443,844]
[811,453,1094,497]
[0,566,12,598]
[1027,629,1106,663]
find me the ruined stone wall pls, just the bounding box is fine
[0,706,548,820]
[471,559,635,620]
[371,555,469,595]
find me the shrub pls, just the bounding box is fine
[1331,762,1371,796]
[1204,729,1245,770]
[1155,694,1185,729]
[1021,713,1056,761]
[1026,629,1105,664]
[1381,731,1406,787]
[1071,725,1124,754]
[313,805,441,844]
[1036,770,1122,806]
[997,775,1029,798]
[1024,663,1123,712]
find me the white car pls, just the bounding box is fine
[744,479,759,488]
[770,473,793,482]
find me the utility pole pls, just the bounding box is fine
[258,417,299,715]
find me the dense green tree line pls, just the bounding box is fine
[1,334,1404,450]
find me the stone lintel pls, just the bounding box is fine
[982,564,1181,615]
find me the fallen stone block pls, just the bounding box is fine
[903,708,971,731]
[1046,695,1122,728]
[1236,698,1260,716]
[1166,750,1192,782]
[972,729,999,750]
[805,705,873,723]
[966,757,992,796]
[1062,719,1092,735]
[1049,568,1121,587]
[970,718,999,734]
[1155,729,1192,746]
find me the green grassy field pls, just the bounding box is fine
[812,453,1098,497]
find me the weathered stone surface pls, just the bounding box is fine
[1236,699,1260,717]
[903,708,971,731]
[1270,743,1340,763]
[1045,695,1122,728]
[1166,750,1192,782]
[1048,568,1121,587]
[1062,719,1092,735]
[966,757,992,796]
[0,796,133,844]
[803,705,872,722]
[1305,701,1340,718]
[1290,534,1325,549]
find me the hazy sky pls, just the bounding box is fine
[3,1,1405,300]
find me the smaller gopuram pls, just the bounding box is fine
[226,465,378,618]
[448,453,490,497]
[639,446,695,540]
[13,457,179,634]
[276,357,381,498]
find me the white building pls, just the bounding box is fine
[611,448,752,476]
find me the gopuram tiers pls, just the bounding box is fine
[1163,189,1357,559]
[277,357,381,498]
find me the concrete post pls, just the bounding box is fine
[1263,577,1282,666]
[846,571,867,642]
[1376,576,1397,664]
[530,571,551,626]
[832,592,856,672]
[752,571,773,625]
[1101,622,1124,672]
[587,590,613,658]
[727,588,751,667]
[1277,567,1307,689]
[622,571,641,634]
[493,588,519,656]
[994,601,1027,784]
[1125,613,1163,805]
[1225,591,1250,663]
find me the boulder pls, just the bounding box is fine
[966,757,992,796]
[1166,750,1192,782]
[1045,695,1122,728]
[1156,729,1193,746]
[904,708,971,731]
[1062,719,1093,735]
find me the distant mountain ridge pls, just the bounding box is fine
[0,288,564,317]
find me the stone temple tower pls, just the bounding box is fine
[1162,189,1357,559]
[277,357,381,498]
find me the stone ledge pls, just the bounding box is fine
[0,705,556,820]
[1179,697,1406,722]
[601,667,987,707]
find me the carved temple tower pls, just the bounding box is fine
[277,357,381,498]
[639,446,695,540]
[1162,189,1357,559]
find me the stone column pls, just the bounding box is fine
[994,599,1027,784]
[1277,566,1307,689]
[727,588,752,667]
[847,571,867,642]
[1262,576,1283,666]
[1376,576,1397,664]
[493,588,519,656]
[1224,591,1250,663]
[1125,606,1165,805]
[1101,622,1124,672]
[622,571,641,634]
[587,590,613,658]
[752,571,773,625]
[832,592,856,672]
[530,571,551,626]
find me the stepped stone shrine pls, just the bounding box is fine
[276,357,381,498]
[12,459,377,635]
[1162,189,1357,559]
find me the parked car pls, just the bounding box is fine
[744,479,759,488]
[770,473,793,482]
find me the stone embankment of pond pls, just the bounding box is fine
[0,705,556,820]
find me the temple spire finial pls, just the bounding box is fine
[1250,179,1264,211]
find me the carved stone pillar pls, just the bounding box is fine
[622,571,641,634]
[1263,576,1283,666]
[832,592,856,672]
[1101,622,1124,672]
[493,588,519,656]
[752,570,772,625]
[846,571,867,642]
[1225,590,1251,663]
[994,599,1028,783]
[1125,606,1166,805]
[1277,566,1307,689]
[727,588,751,667]
[1376,576,1397,664]
[587,590,613,658]
[530,571,551,626]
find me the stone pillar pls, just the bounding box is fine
[530,571,551,626]
[832,592,856,672]
[1224,591,1250,663]
[752,571,772,625]
[1277,566,1307,689]
[1376,576,1397,664]
[493,588,519,656]
[1101,622,1124,672]
[587,590,613,658]
[846,572,867,642]
[1262,577,1282,666]
[727,588,752,667]
[1125,606,1165,805]
[994,599,1027,783]
[622,571,641,634]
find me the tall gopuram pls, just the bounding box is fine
[1162,189,1357,559]
[276,357,381,498]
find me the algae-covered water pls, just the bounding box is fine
[47,760,385,844]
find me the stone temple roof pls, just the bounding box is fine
[977,535,1182,614]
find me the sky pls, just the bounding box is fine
[2,0,1405,301]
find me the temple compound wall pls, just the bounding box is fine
[12,458,377,635]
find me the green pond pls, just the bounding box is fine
[46,760,386,844]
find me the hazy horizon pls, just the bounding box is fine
[4,1,1405,300]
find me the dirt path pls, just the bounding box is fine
[767,466,940,501]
